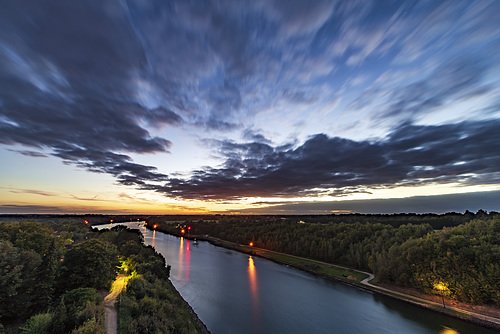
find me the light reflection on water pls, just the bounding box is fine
[248,256,260,330]
[183,238,191,287]
[178,236,184,282]
[176,237,191,287]
[440,327,460,334]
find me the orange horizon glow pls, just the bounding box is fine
[1,183,499,215]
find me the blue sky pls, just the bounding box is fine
[1,0,500,214]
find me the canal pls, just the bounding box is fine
[96,222,497,334]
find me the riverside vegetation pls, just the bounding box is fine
[153,211,500,306]
[0,218,204,334]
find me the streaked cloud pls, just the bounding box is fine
[1,0,499,212]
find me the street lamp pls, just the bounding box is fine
[437,284,446,308]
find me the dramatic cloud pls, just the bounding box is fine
[1,1,500,210]
[157,119,500,200]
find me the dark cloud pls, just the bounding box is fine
[0,204,70,214]
[6,188,57,197]
[7,149,48,158]
[0,204,134,214]
[0,2,182,187]
[153,119,500,200]
[239,190,500,215]
[242,129,273,144]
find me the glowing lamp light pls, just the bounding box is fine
[188,226,191,230]
[84,220,88,224]
[110,219,113,223]
[434,282,448,308]
[181,229,185,234]
[249,242,254,247]
[153,224,158,229]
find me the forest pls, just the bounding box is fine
[0,218,204,334]
[154,211,500,306]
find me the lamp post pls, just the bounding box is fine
[438,284,445,308]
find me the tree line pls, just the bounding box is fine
[156,211,499,306]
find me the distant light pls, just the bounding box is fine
[153,224,158,229]
[110,219,113,223]
[249,242,254,247]
[188,226,191,230]
[181,229,185,234]
[84,220,88,224]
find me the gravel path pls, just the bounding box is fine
[104,275,128,334]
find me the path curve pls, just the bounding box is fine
[104,274,128,334]
[211,238,500,327]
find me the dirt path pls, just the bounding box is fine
[104,274,128,334]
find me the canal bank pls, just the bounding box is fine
[151,226,500,332]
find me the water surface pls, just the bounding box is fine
[96,222,497,334]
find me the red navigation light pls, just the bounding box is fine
[249,242,254,247]
[188,226,191,230]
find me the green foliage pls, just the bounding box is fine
[121,275,202,334]
[49,288,104,334]
[31,240,59,313]
[170,212,499,306]
[20,312,53,334]
[57,239,119,292]
[0,240,41,321]
[71,317,105,334]
[0,221,55,254]
[373,218,500,304]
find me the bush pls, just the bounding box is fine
[21,313,53,334]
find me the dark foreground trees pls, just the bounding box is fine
[0,219,204,334]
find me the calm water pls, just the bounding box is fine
[96,222,497,334]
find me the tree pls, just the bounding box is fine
[57,239,118,292]
[31,240,59,313]
[0,240,41,320]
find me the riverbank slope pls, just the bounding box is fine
[156,228,500,331]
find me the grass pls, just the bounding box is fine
[215,241,371,285]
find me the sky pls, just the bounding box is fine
[1,0,500,215]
